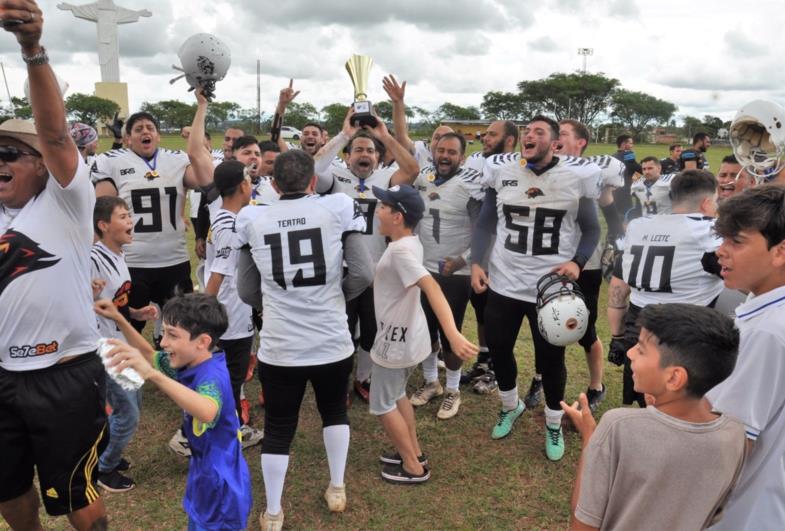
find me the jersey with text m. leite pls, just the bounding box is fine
[620,213,723,307]
[328,165,396,264]
[630,173,675,218]
[484,153,601,302]
[91,241,132,341]
[1,158,99,371]
[91,148,190,268]
[205,209,254,341]
[236,193,366,366]
[414,165,484,275]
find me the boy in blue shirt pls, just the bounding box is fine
[95,293,252,531]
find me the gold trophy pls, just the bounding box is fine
[345,54,378,128]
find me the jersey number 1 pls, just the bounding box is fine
[264,228,327,290]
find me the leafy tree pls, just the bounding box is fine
[373,100,414,124]
[610,89,677,139]
[517,72,619,125]
[140,100,196,131]
[65,93,120,127]
[682,115,706,140]
[321,103,350,135]
[481,91,529,120]
[436,102,481,121]
[700,115,725,138]
[282,101,319,130]
[205,100,241,130]
[11,96,31,120]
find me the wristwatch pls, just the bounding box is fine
[22,47,48,66]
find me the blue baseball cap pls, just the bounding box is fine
[372,184,425,226]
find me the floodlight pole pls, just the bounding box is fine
[0,62,13,108]
[578,48,593,74]
[256,58,261,134]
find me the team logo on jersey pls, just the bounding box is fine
[144,171,160,181]
[428,192,441,201]
[216,246,231,259]
[0,230,61,298]
[526,187,545,198]
[113,280,132,309]
[120,167,136,176]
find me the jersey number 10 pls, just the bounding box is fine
[626,245,675,292]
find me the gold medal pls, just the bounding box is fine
[144,170,159,180]
[519,158,528,167]
[358,192,366,199]
[427,173,436,182]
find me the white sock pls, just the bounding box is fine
[322,425,350,487]
[261,453,289,515]
[355,348,372,382]
[544,406,564,429]
[534,373,542,381]
[445,368,461,392]
[421,350,439,383]
[499,387,520,411]
[479,346,489,353]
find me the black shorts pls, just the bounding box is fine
[621,304,645,407]
[422,273,471,345]
[577,268,602,350]
[0,354,108,515]
[128,261,193,331]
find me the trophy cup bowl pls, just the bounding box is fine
[345,54,378,128]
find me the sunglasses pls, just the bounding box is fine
[0,145,40,163]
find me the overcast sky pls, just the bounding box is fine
[0,0,780,124]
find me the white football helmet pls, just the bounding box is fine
[730,100,785,183]
[170,33,231,100]
[536,273,589,347]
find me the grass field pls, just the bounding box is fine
[9,138,732,530]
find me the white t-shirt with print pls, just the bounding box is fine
[371,235,431,369]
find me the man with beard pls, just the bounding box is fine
[630,157,674,218]
[680,132,711,171]
[383,74,454,169]
[660,143,682,175]
[298,123,324,156]
[408,132,484,419]
[555,119,625,412]
[470,116,601,461]
[313,109,419,402]
[460,120,519,392]
[612,134,642,217]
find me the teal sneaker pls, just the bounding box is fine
[545,424,565,461]
[491,400,525,439]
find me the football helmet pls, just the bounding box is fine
[170,33,231,100]
[730,99,785,182]
[536,272,588,347]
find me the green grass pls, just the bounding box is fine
[7,137,731,530]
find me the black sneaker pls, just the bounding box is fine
[97,469,135,493]
[460,362,489,385]
[379,450,429,466]
[381,462,431,484]
[115,457,131,472]
[523,377,543,409]
[586,384,607,412]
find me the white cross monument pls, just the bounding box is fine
[58,0,152,119]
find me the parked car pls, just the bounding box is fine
[280,126,302,140]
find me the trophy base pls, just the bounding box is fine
[351,112,378,129]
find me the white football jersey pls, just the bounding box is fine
[205,209,254,340]
[1,159,99,370]
[91,148,191,268]
[91,241,132,341]
[630,174,674,218]
[463,151,486,174]
[414,166,484,275]
[327,165,397,264]
[413,140,433,169]
[483,153,601,302]
[563,155,623,270]
[236,193,366,366]
[252,177,279,205]
[621,213,723,307]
